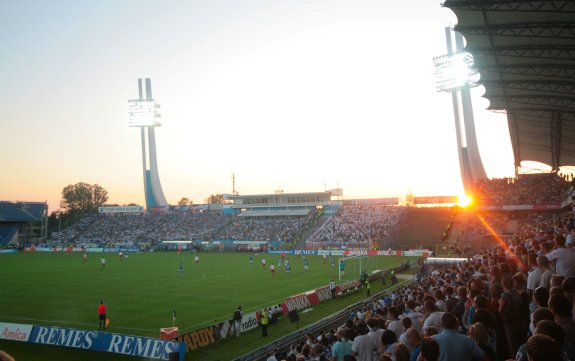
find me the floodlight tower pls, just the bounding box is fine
[128,78,168,209]
[434,27,487,194]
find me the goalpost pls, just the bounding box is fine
[338,255,374,282]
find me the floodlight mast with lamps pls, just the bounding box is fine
[127,78,168,210]
[433,27,487,195]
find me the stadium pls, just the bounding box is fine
[2,1,575,361]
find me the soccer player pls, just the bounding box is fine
[285,260,291,274]
[83,253,88,263]
[339,259,345,276]
[304,259,309,272]
[249,255,254,266]
[330,256,335,270]
[323,254,327,264]
[100,257,106,269]
[179,262,184,275]
[270,264,275,277]
[194,255,199,264]
[262,258,266,270]
[98,301,107,330]
[119,251,123,260]
[277,258,282,267]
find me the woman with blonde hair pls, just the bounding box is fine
[468,323,496,361]
[394,343,410,361]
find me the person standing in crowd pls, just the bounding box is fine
[546,234,575,277]
[404,328,422,361]
[422,301,444,333]
[98,301,107,330]
[351,321,376,361]
[233,306,243,338]
[527,253,542,298]
[433,312,488,361]
[332,328,353,361]
[537,256,554,289]
[367,318,384,357]
[380,329,399,359]
[488,267,503,310]
[526,334,562,361]
[418,338,440,361]
[548,294,575,348]
[468,322,496,361]
[499,276,528,356]
[387,307,403,338]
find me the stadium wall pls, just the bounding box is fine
[268,249,430,257]
[0,322,185,361]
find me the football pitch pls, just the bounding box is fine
[0,252,408,359]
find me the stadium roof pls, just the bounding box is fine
[0,201,48,222]
[237,209,311,217]
[443,0,575,169]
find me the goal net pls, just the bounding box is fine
[338,255,377,282]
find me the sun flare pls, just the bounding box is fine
[458,194,472,207]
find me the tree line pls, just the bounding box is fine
[50,182,224,235]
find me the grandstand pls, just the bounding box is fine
[0,201,48,246]
[394,207,452,250]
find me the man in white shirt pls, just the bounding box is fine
[387,307,404,338]
[434,289,447,312]
[538,256,554,289]
[403,300,424,335]
[526,253,543,298]
[546,235,575,277]
[352,321,376,361]
[367,318,384,355]
[422,300,445,333]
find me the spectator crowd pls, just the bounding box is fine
[50,211,227,248]
[474,173,572,206]
[264,208,575,361]
[48,209,321,249]
[308,206,405,250]
[215,210,321,244]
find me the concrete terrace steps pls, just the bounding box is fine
[394,207,452,249]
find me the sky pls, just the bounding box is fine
[0,0,516,213]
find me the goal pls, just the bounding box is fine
[338,255,375,282]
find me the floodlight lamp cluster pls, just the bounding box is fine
[433,51,479,92]
[127,99,162,127]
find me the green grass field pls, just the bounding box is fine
[0,252,409,360]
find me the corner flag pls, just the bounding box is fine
[172,309,176,327]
